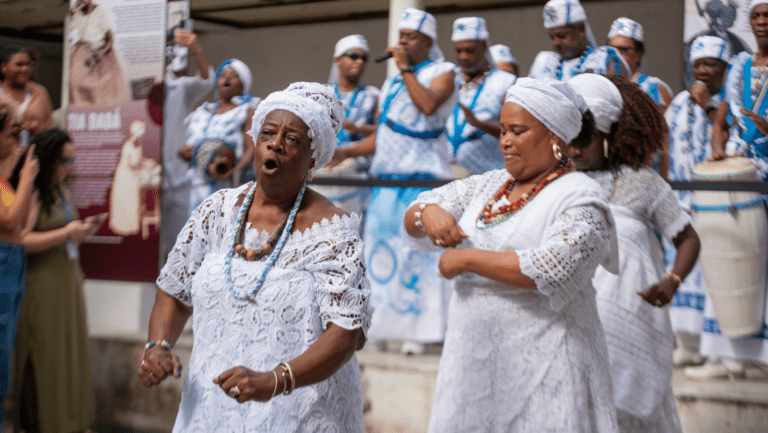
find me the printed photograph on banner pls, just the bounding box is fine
[683,0,756,87]
[65,0,166,282]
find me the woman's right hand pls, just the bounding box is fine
[178,144,193,162]
[421,205,469,248]
[65,217,103,242]
[138,346,183,387]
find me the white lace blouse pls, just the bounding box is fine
[157,184,373,433]
[415,170,620,432]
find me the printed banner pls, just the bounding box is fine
[66,0,166,282]
[683,0,756,88]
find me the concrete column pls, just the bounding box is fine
[386,0,424,77]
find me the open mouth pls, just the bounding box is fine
[262,157,279,174]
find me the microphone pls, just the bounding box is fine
[375,52,393,63]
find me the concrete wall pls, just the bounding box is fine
[196,0,684,100]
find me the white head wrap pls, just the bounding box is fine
[689,35,731,65]
[607,17,644,42]
[328,34,369,83]
[751,0,768,13]
[217,59,252,95]
[398,8,445,62]
[568,73,623,134]
[542,0,596,46]
[505,77,587,144]
[248,82,344,169]
[489,44,516,64]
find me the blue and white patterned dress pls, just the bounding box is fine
[528,46,628,81]
[446,67,517,174]
[634,73,673,108]
[664,89,719,336]
[698,52,768,364]
[366,60,457,342]
[185,101,253,215]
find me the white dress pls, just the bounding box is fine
[157,184,373,433]
[109,138,142,235]
[528,46,628,81]
[587,166,688,433]
[415,170,619,433]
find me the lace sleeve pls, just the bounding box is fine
[518,205,612,312]
[306,221,373,336]
[645,170,692,241]
[156,190,226,306]
[413,170,508,221]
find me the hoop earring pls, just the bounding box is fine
[603,139,609,159]
[552,144,562,160]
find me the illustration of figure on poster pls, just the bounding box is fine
[684,0,753,88]
[109,120,161,238]
[68,0,126,107]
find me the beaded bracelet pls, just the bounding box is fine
[141,340,171,364]
[278,362,296,395]
[414,203,435,228]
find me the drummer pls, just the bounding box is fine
[693,0,768,379]
[664,35,731,370]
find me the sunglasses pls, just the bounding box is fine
[611,45,636,54]
[342,52,368,63]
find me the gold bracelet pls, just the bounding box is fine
[278,362,296,395]
[665,272,682,289]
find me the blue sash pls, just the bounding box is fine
[379,60,445,140]
[741,57,768,159]
[448,69,492,155]
[334,83,364,144]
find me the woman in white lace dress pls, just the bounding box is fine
[138,82,373,433]
[406,78,620,432]
[565,74,701,432]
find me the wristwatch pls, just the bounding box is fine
[401,64,415,74]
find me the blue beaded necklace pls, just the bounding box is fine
[555,45,594,80]
[224,182,307,301]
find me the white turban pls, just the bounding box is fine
[607,17,643,42]
[328,34,369,83]
[248,82,344,169]
[505,77,588,144]
[398,8,445,62]
[217,59,252,95]
[689,35,731,65]
[542,0,596,46]
[452,17,489,42]
[333,34,369,58]
[568,73,623,134]
[489,44,516,64]
[751,0,768,13]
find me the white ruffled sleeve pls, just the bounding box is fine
[156,190,227,306]
[518,204,612,312]
[306,216,373,336]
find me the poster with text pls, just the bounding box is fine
[683,0,756,88]
[66,0,166,282]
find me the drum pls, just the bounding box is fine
[691,157,768,338]
[312,158,362,215]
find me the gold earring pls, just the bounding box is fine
[552,144,562,160]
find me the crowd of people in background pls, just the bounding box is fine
[1,0,768,431]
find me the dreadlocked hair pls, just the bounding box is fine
[602,75,667,171]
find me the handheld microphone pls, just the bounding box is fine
[375,52,393,63]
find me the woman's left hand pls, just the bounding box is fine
[213,366,279,403]
[438,249,467,279]
[741,108,768,135]
[637,279,677,308]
